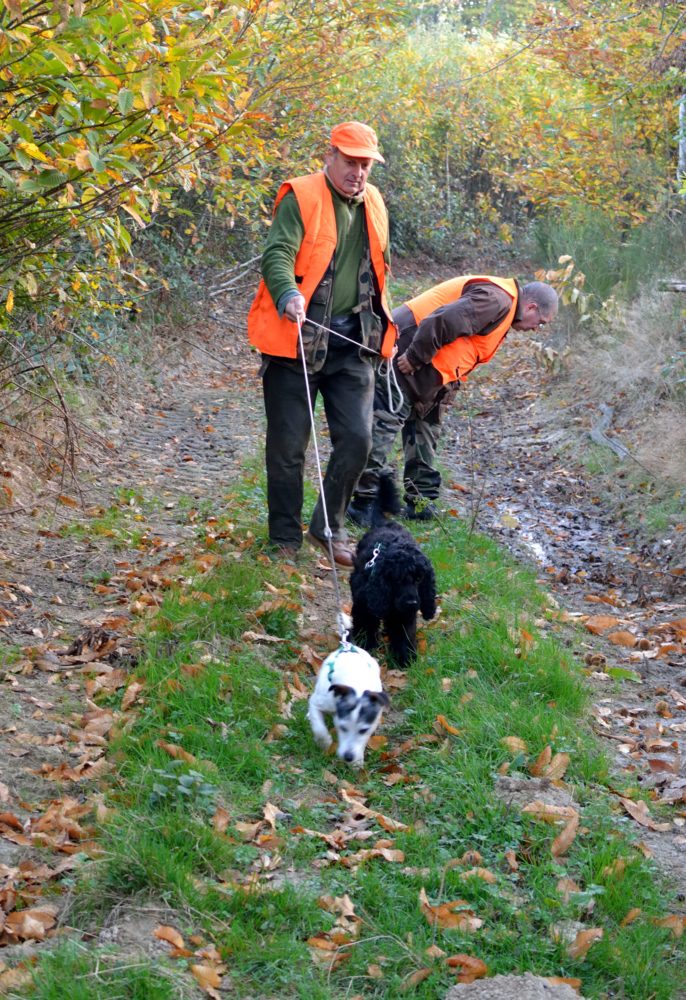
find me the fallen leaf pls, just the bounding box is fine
[400,968,432,990]
[446,953,488,983]
[619,797,671,832]
[530,745,552,776]
[435,714,461,736]
[620,907,641,927]
[153,925,185,950]
[121,681,144,710]
[552,813,579,857]
[190,963,222,996]
[504,849,519,871]
[584,615,622,635]
[566,927,603,960]
[652,914,686,938]
[418,888,482,932]
[522,800,578,823]
[557,877,581,902]
[545,752,571,780]
[501,736,528,753]
[459,867,497,884]
[157,740,198,765]
[212,807,231,833]
[607,630,637,648]
[547,978,582,993]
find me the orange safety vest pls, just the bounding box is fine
[247,172,395,359]
[405,275,518,384]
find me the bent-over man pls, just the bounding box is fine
[348,276,558,525]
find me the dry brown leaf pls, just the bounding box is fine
[619,797,671,832]
[435,714,461,736]
[234,820,262,841]
[522,800,578,823]
[190,962,222,996]
[156,740,197,765]
[530,745,552,776]
[340,846,405,867]
[317,893,357,918]
[652,914,686,938]
[0,966,34,991]
[307,935,338,952]
[607,630,638,648]
[504,849,519,871]
[557,877,581,902]
[584,615,622,635]
[547,978,582,993]
[544,752,571,780]
[121,681,144,710]
[418,888,482,932]
[552,813,579,857]
[425,944,447,960]
[340,788,408,831]
[263,802,280,830]
[446,953,489,983]
[566,927,603,960]
[501,736,528,753]
[459,867,497,884]
[153,925,185,950]
[620,907,642,927]
[212,807,231,834]
[4,906,57,941]
[400,968,432,990]
[601,858,627,879]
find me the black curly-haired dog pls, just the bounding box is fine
[350,474,437,666]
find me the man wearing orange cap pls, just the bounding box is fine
[248,122,396,566]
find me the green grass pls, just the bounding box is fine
[15,477,686,999]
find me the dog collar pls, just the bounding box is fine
[364,543,382,572]
[327,642,373,682]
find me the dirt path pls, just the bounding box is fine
[438,334,686,896]
[0,264,684,968]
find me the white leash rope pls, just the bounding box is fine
[296,317,350,644]
[306,318,405,416]
[304,318,380,354]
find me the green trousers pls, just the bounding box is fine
[353,378,442,504]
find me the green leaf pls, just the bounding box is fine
[117,88,134,115]
[606,667,642,683]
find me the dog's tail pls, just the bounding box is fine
[371,471,402,526]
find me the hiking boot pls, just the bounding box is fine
[403,500,440,521]
[306,530,354,568]
[346,497,375,528]
[266,542,300,564]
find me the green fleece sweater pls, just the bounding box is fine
[261,173,389,319]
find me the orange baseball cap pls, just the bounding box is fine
[330,121,385,163]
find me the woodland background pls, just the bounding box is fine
[0,0,686,485]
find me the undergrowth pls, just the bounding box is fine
[14,474,685,1000]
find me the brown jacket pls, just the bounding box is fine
[394,280,523,418]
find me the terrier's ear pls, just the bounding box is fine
[329,683,356,698]
[364,690,390,708]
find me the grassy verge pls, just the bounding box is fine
[13,479,686,999]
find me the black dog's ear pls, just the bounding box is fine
[364,689,390,708]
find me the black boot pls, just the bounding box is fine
[403,499,440,521]
[346,497,375,528]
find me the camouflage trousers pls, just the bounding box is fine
[354,379,442,504]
